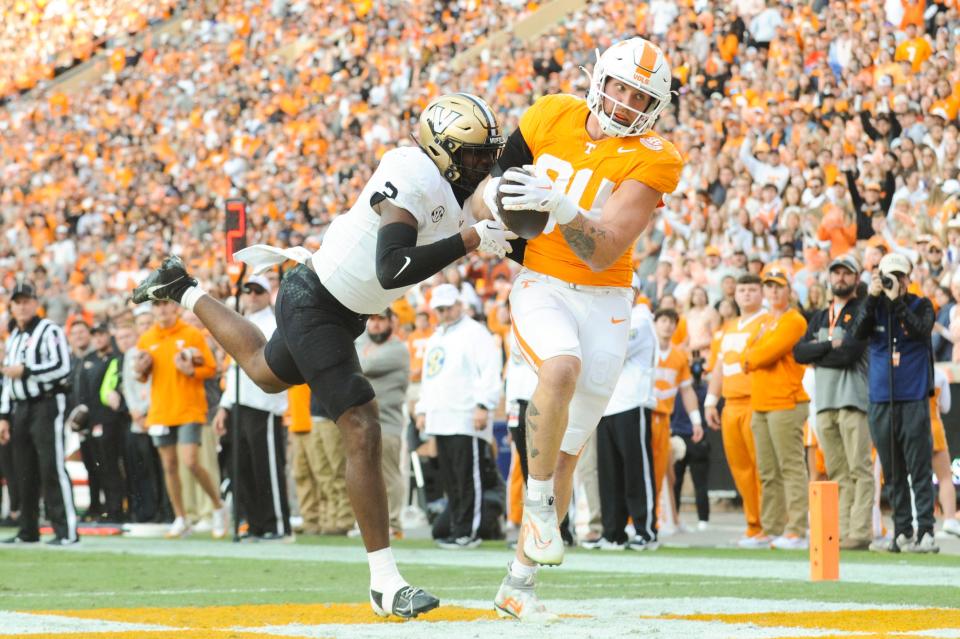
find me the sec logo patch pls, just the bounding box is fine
[639,136,663,151]
[431,206,445,223]
[425,347,445,378]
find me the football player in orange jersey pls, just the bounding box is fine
[478,38,684,622]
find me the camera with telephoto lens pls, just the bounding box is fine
[880,274,895,290]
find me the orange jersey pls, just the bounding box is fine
[742,308,809,412]
[518,94,683,287]
[406,327,433,383]
[654,344,692,416]
[137,319,215,427]
[712,310,769,401]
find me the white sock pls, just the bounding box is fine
[527,477,554,502]
[509,560,537,580]
[180,285,207,312]
[368,547,407,598]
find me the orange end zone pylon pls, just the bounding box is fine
[809,480,839,581]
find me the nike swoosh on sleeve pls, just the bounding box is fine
[395,256,412,279]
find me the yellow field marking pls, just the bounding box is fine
[38,602,498,628]
[654,608,960,633]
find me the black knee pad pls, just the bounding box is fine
[310,368,375,423]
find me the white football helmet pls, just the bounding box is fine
[584,38,672,137]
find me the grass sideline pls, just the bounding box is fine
[2,532,959,612]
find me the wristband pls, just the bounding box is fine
[704,393,719,408]
[689,411,703,426]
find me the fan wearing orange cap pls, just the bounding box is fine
[740,265,810,550]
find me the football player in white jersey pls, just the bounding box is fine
[131,93,513,619]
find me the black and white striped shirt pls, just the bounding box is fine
[0,316,71,416]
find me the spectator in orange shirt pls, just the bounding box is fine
[652,308,703,536]
[135,299,227,539]
[742,265,809,549]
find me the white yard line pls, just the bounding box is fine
[45,537,960,588]
[0,611,174,635]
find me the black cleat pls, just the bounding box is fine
[131,256,197,304]
[370,586,440,618]
[2,535,39,544]
[45,536,79,547]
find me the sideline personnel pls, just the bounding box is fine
[0,283,76,545]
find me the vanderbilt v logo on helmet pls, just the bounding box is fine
[416,93,505,194]
[428,105,463,135]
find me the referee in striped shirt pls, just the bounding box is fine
[0,283,77,545]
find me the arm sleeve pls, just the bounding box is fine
[815,333,869,368]
[852,295,880,340]
[493,128,534,176]
[739,137,762,180]
[191,335,216,380]
[880,170,896,214]
[859,111,881,141]
[219,362,236,409]
[792,313,830,364]
[888,113,902,140]
[939,375,951,414]
[360,341,409,378]
[744,313,807,370]
[27,325,71,384]
[472,328,503,410]
[0,381,10,419]
[375,222,467,290]
[893,297,935,340]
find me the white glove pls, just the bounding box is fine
[482,176,503,222]
[472,219,517,258]
[499,165,579,224]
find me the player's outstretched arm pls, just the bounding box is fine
[374,200,512,290]
[500,170,661,271]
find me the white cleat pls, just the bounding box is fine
[211,506,229,539]
[521,495,564,566]
[941,518,960,538]
[164,517,192,539]
[770,534,808,550]
[494,569,559,623]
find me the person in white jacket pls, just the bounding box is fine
[213,275,290,540]
[416,284,502,549]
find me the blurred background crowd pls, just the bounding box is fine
[1,0,960,541]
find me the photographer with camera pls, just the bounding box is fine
[793,255,874,550]
[852,254,938,553]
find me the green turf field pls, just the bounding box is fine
[3,529,959,638]
[3,533,959,611]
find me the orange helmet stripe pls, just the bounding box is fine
[634,41,658,79]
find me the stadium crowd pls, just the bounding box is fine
[1,0,960,550]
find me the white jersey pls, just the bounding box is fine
[312,146,466,314]
[605,303,658,416]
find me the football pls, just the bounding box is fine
[495,167,550,240]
